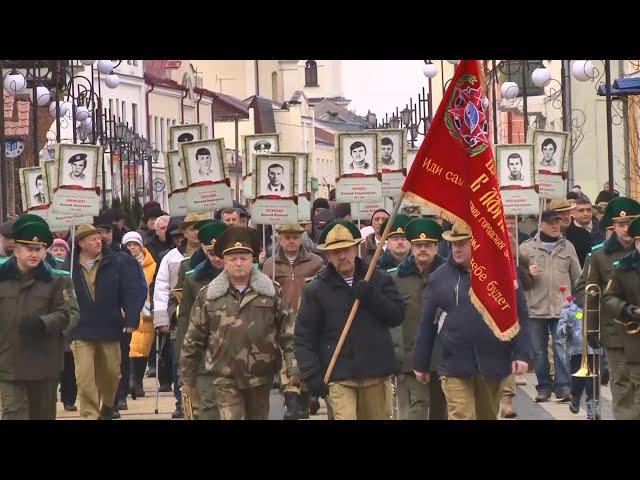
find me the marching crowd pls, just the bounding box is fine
[2,182,640,421]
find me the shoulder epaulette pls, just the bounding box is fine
[387,267,398,273]
[52,268,70,276]
[613,260,621,268]
[591,242,604,252]
[185,268,195,276]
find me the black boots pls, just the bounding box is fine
[298,392,310,419]
[129,357,147,399]
[99,405,117,420]
[283,392,301,420]
[309,395,321,415]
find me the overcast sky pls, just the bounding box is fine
[342,60,427,120]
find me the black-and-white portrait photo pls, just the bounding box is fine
[532,130,568,174]
[377,130,404,171]
[496,144,535,188]
[244,134,280,174]
[169,124,205,150]
[256,154,295,198]
[56,145,100,189]
[20,166,49,210]
[338,133,377,177]
[181,139,226,185]
[167,150,186,191]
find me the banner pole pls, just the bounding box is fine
[357,205,362,258]
[271,228,276,282]
[536,196,544,238]
[514,214,520,267]
[324,190,406,384]
[70,220,76,278]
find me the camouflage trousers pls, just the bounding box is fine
[191,374,219,420]
[213,383,271,420]
[279,352,307,394]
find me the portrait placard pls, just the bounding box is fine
[181,139,227,186]
[377,129,406,172]
[336,132,378,177]
[335,176,382,203]
[532,130,569,174]
[51,188,100,217]
[31,208,93,230]
[243,134,280,176]
[168,124,205,151]
[351,201,387,222]
[166,150,187,193]
[43,161,57,202]
[496,144,535,188]
[185,182,233,213]
[382,171,406,198]
[254,154,296,199]
[501,188,540,215]
[537,174,567,199]
[250,199,298,225]
[19,166,48,211]
[297,193,311,222]
[278,152,309,195]
[55,143,102,191]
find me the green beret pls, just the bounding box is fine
[13,221,53,247]
[68,153,87,164]
[404,218,443,243]
[380,214,411,238]
[194,219,214,231]
[605,197,640,221]
[213,226,260,257]
[198,220,228,247]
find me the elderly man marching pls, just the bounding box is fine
[575,197,640,419]
[412,222,531,420]
[174,220,227,420]
[602,215,640,419]
[262,223,324,419]
[294,220,404,420]
[179,226,298,420]
[387,218,447,420]
[0,216,78,420]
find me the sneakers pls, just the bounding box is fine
[500,395,517,419]
[586,400,601,420]
[569,395,580,414]
[535,390,552,402]
[99,405,116,420]
[555,387,571,402]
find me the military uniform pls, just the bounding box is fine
[262,223,324,419]
[0,216,78,420]
[575,201,639,419]
[179,227,298,420]
[388,218,447,420]
[602,215,640,419]
[174,221,226,420]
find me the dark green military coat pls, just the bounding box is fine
[575,233,634,349]
[389,254,445,373]
[603,249,640,363]
[0,257,78,381]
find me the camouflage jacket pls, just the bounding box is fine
[179,267,298,389]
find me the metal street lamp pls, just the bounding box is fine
[115,122,127,141]
[389,115,400,129]
[152,148,160,163]
[400,107,412,127]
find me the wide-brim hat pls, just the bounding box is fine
[549,198,573,212]
[180,212,211,230]
[380,214,411,239]
[213,226,260,257]
[604,197,640,221]
[13,221,53,247]
[198,220,228,249]
[405,218,443,243]
[75,223,101,241]
[442,222,472,242]
[276,223,305,234]
[317,220,363,251]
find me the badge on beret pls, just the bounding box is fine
[621,211,627,217]
[234,241,242,248]
[419,232,427,240]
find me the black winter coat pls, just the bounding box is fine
[412,257,532,380]
[70,245,147,341]
[294,257,404,384]
[565,222,592,267]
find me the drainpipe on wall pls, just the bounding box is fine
[180,88,188,124]
[145,81,155,203]
[196,90,204,122]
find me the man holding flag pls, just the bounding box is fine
[315,60,531,419]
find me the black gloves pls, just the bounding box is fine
[587,333,602,350]
[353,280,374,302]
[19,315,46,337]
[622,304,640,323]
[306,375,329,397]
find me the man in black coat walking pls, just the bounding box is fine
[294,220,404,420]
[412,222,531,420]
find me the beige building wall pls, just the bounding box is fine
[314,143,335,199]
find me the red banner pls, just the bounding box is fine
[401,60,518,340]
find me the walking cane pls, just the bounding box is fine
[154,330,160,415]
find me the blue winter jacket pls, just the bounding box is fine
[70,245,147,341]
[412,256,532,380]
[556,300,602,356]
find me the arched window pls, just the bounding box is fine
[272,71,278,101]
[305,60,318,87]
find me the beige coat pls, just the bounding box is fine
[519,236,582,318]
